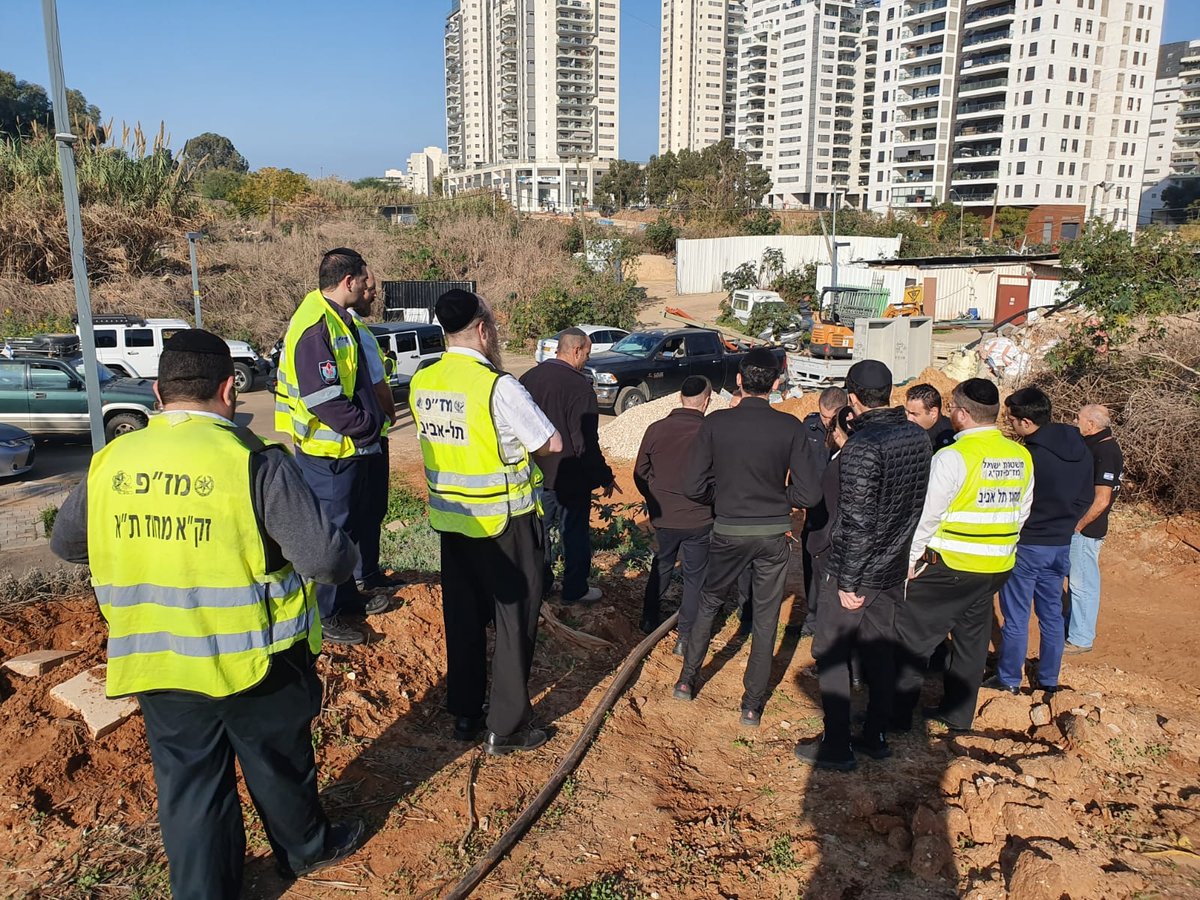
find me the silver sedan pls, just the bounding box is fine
[0,423,35,479]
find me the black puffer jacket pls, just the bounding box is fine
[829,406,932,592]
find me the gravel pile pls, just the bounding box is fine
[599,392,731,461]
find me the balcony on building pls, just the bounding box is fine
[894,129,939,147]
[951,162,999,184]
[955,98,1004,120]
[901,42,946,62]
[900,21,947,44]
[953,140,1000,160]
[903,0,948,25]
[964,0,1015,25]
[894,169,935,184]
[959,49,1011,75]
[900,63,943,86]
[958,74,1008,95]
[961,27,1011,51]
[895,150,936,166]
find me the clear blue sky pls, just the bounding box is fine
[0,0,1196,177]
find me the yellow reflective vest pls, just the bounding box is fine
[87,413,320,698]
[275,290,361,458]
[410,352,539,538]
[928,427,1033,574]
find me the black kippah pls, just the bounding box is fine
[435,289,482,334]
[960,377,999,406]
[162,329,230,358]
[681,375,710,397]
[744,347,780,371]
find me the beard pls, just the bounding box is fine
[481,318,505,371]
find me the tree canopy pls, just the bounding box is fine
[181,132,248,174]
[643,140,771,221]
[0,69,102,138]
[594,159,643,209]
[228,167,310,216]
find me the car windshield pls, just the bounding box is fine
[72,361,117,384]
[608,333,662,358]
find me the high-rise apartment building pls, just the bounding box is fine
[1140,39,1200,225]
[659,1,746,155]
[733,0,880,211]
[444,0,620,211]
[869,0,1161,234]
[406,147,449,197]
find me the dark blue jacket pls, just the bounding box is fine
[1020,422,1094,546]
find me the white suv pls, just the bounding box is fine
[83,315,271,392]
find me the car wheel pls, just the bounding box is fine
[615,385,648,415]
[104,413,146,442]
[233,362,254,393]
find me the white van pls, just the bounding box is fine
[82,315,270,392]
[730,289,785,325]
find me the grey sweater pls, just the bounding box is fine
[51,444,358,585]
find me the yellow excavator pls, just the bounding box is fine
[810,285,923,359]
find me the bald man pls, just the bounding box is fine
[1065,405,1123,653]
[520,328,618,605]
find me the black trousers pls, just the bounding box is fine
[541,488,591,603]
[136,645,329,900]
[811,570,901,743]
[642,524,711,635]
[800,528,818,633]
[894,560,1011,730]
[440,513,544,737]
[357,436,390,582]
[294,448,371,618]
[681,531,790,713]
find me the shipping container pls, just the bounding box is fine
[383,280,477,324]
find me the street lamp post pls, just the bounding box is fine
[948,189,965,250]
[186,231,203,328]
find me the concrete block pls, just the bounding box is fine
[3,649,81,677]
[50,665,139,739]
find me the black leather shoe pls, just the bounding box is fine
[338,591,389,617]
[981,675,1021,695]
[322,617,365,646]
[283,818,366,879]
[922,706,970,732]
[453,713,487,742]
[740,708,761,728]
[672,681,694,701]
[851,731,893,760]
[672,637,687,657]
[793,736,857,771]
[1037,683,1064,695]
[640,616,658,635]
[484,727,548,756]
[359,571,406,590]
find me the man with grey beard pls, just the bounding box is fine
[410,289,564,755]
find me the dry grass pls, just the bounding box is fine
[1034,316,1200,513]
[0,206,579,349]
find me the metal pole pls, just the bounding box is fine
[41,0,105,451]
[831,191,839,289]
[989,190,998,242]
[186,232,203,327]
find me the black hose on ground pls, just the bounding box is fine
[440,611,680,900]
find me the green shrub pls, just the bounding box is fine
[643,215,680,255]
[504,266,642,344]
[743,208,782,235]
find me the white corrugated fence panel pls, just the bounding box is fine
[675,235,903,293]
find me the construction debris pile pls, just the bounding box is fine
[599,392,731,461]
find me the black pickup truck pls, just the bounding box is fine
[587,328,787,415]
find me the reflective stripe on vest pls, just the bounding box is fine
[87,413,320,698]
[353,316,392,439]
[410,353,541,539]
[928,428,1033,574]
[275,289,361,459]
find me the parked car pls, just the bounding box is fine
[729,289,786,325]
[0,340,159,441]
[535,325,631,363]
[0,422,36,479]
[82,314,271,392]
[367,322,446,397]
[586,328,787,415]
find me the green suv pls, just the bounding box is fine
[0,342,158,442]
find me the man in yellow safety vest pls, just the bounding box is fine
[51,330,363,899]
[275,247,386,645]
[892,378,1035,733]
[410,289,563,755]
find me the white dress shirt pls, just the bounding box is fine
[445,347,557,463]
[908,425,1036,566]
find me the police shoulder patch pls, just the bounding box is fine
[319,360,338,384]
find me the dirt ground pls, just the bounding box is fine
[3,455,1200,899]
